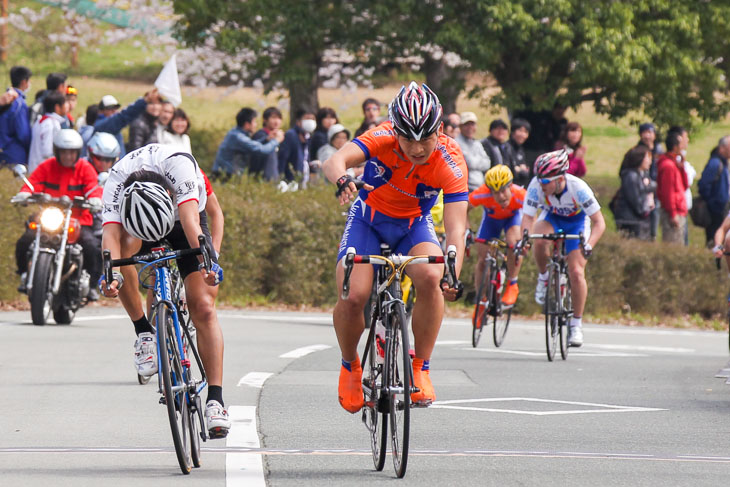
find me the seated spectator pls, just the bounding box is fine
[28,91,67,173]
[310,107,338,161]
[212,107,283,180]
[354,98,381,137]
[251,107,284,181]
[656,131,689,244]
[698,136,730,246]
[159,108,192,153]
[94,90,158,157]
[509,118,532,187]
[615,146,656,240]
[0,65,32,167]
[127,97,162,151]
[317,123,350,165]
[481,118,510,167]
[456,112,491,192]
[443,118,458,138]
[278,108,316,183]
[555,121,587,177]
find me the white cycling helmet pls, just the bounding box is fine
[88,132,120,159]
[120,181,175,241]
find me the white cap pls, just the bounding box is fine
[99,95,120,109]
[327,123,350,143]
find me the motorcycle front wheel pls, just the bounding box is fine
[29,252,54,326]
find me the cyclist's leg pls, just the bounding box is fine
[473,210,501,292]
[406,241,445,360]
[473,242,488,292]
[184,273,222,386]
[532,217,555,273]
[504,212,523,280]
[116,231,144,321]
[567,249,588,316]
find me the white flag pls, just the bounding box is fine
[155,54,182,107]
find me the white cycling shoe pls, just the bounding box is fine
[534,278,548,305]
[134,332,158,377]
[205,400,231,439]
[568,325,584,347]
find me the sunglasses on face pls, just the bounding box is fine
[539,176,561,185]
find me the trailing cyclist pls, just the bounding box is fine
[469,164,526,315]
[322,82,468,413]
[98,144,230,438]
[519,149,605,347]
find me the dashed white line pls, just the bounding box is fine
[237,372,273,388]
[279,344,331,358]
[226,406,265,487]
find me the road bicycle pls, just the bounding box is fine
[342,244,458,478]
[519,231,584,362]
[472,238,513,348]
[102,235,211,474]
[714,252,730,352]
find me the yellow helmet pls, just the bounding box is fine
[484,164,513,191]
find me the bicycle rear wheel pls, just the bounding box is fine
[472,260,492,348]
[362,313,387,471]
[388,304,410,478]
[158,305,193,474]
[492,264,511,347]
[544,269,559,362]
[559,275,572,360]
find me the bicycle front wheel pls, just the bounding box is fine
[472,260,492,348]
[492,264,511,347]
[362,314,387,471]
[559,275,572,360]
[388,304,411,478]
[544,269,559,362]
[158,305,193,474]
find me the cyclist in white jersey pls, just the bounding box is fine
[99,144,231,438]
[519,149,605,346]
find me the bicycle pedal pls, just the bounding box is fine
[208,427,229,439]
[159,396,167,405]
[411,400,432,408]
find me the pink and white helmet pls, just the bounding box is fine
[388,82,443,141]
[534,149,570,178]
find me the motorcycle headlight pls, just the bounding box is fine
[40,207,65,232]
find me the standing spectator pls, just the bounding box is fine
[79,104,99,158]
[481,118,510,168]
[212,107,283,180]
[615,146,655,240]
[669,126,693,245]
[656,131,689,244]
[278,108,316,183]
[317,123,350,165]
[28,91,67,173]
[29,72,68,126]
[155,101,175,144]
[0,66,32,166]
[159,108,192,153]
[309,107,338,161]
[509,118,532,187]
[65,85,78,128]
[455,112,491,192]
[127,97,162,151]
[354,98,381,137]
[94,91,158,157]
[698,136,730,246]
[251,107,284,181]
[555,121,587,177]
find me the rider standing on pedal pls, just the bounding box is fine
[469,164,526,312]
[99,143,230,438]
[519,149,605,347]
[322,82,468,412]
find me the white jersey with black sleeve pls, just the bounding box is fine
[524,173,601,221]
[101,144,207,226]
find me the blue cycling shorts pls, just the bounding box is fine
[475,209,522,243]
[539,211,590,254]
[337,198,440,262]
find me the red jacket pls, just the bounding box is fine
[656,153,689,218]
[20,157,102,227]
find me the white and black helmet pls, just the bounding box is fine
[53,129,83,163]
[120,181,175,241]
[88,132,120,159]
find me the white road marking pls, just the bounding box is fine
[237,372,273,388]
[435,340,471,346]
[585,344,694,353]
[279,344,331,358]
[73,314,129,322]
[226,406,265,487]
[460,347,646,357]
[431,397,667,416]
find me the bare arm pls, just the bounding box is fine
[205,192,224,254]
[322,142,373,205]
[587,210,606,248]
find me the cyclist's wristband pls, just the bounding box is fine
[98,271,124,291]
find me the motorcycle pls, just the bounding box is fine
[11,165,105,326]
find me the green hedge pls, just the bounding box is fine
[0,168,725,320]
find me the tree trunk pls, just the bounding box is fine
[286,54,320,126]
[422,53,466,116]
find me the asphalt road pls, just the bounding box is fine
[1,306,730,486]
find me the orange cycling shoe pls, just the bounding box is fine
[501,281,519,306]
[338,357,364,413]
[411,358,435,405]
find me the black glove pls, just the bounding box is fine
[335,175,362,197]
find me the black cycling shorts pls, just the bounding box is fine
[138,211,217,281]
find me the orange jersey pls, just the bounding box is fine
[468,184,525,220]
[352,121,469,219]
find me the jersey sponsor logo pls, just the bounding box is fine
[550,206,582,217]
[527,187,539,202]
[437,145,464,178]
[372,129,394,137]
[165,171,177,185]
[526,199,539,208]
[576,189,593,205]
